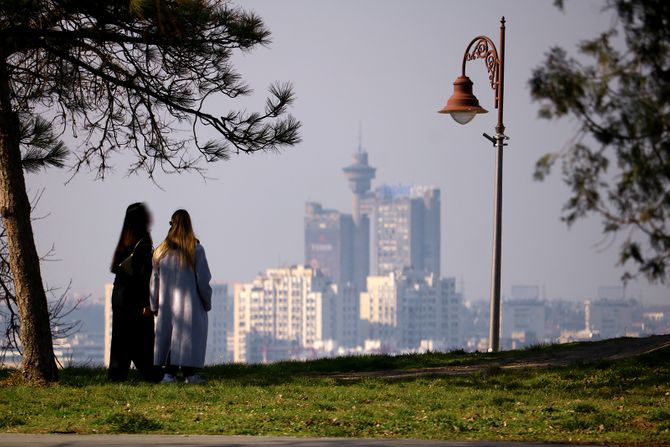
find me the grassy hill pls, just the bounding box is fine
[1,335,669,445]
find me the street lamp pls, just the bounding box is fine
[439,17,508,352]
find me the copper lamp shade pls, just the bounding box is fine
[439,75,488,124]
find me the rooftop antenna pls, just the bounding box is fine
[358,121,363,154]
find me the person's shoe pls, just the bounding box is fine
[185,374,206,384]
[160,373,177,384]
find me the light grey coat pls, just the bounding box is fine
[150,244,212,368]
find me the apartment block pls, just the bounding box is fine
[359,269,460,351]
[233,266,336,363]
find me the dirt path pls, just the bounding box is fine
[326,334,670,381]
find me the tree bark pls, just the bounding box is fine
[0,58,58,382]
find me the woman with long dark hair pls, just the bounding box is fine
[151,209,212,384]
[108,202,158,381]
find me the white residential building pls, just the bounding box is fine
[233,266,336,363]
[501,299,546,348]
[359,269,460,352]
[330,283,360,349]
[585,298,636,339]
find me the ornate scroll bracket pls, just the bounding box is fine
[461,36,501,109]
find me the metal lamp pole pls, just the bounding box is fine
[439,17,508,352]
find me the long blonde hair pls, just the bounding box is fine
[153,209,197,268]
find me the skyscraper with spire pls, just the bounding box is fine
[304,132,374,292]
[342,131,376,291]
[306,130,440,290]
[342,130,376,224]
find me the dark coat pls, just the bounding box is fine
[111,239,153,310]
[108,238,158,381]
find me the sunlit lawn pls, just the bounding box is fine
[0,344,669,445]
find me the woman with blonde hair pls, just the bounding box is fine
[150,209,212,384]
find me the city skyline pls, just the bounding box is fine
[23,280,665,366]
[22,0,669,305]
[306,144,441,293]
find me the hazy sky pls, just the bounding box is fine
[26,0,669,304]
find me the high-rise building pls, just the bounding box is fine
[342,142,376,224]
[310,147,440,287]
[359,269,460,351]
[328,283,359,349]
[359,275,398,346]
[502,290,546,349]
[233,266,336,363]
[342,143,376,290]
[205,283,235,365]
[585,298,636,339]
[374,185,440,276]
[304,203,354,288]
[586,287,635,339]
[301,140,448,356]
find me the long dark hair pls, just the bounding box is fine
[111,202,152,272]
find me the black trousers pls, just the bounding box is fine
[108,306,160,382]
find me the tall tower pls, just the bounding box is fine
[342,131,375,290]
[342,132,376,224]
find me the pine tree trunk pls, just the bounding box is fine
[0,59,58,382]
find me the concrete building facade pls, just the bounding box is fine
[359,269,460,352]
[330,283,360,349]
[373,185,440,277]
[501,285,546,348]
[585,299,636,339]
[304,202,355,288]
[501,299,546,348]
[233,266,336,363]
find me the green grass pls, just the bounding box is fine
[0,343,669,445]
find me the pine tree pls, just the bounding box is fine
[0,0,300,382]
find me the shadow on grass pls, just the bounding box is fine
[207,344,670,389]
[2,336,668,389]
[103,412,162,433]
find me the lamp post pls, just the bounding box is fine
[439,17,508,352]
